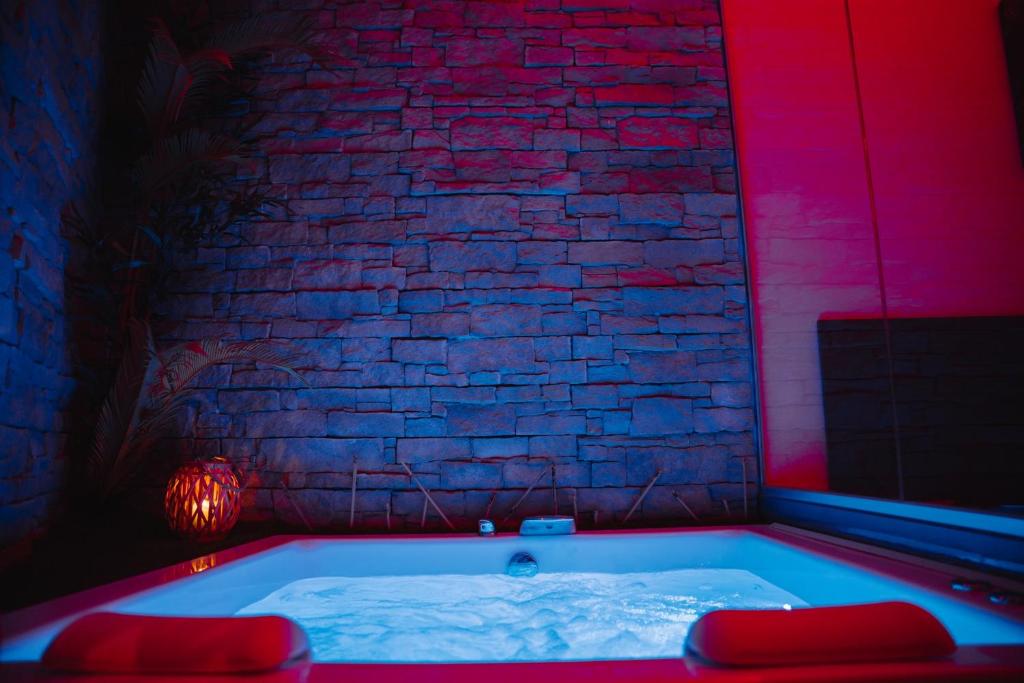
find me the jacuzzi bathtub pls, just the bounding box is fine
[2,525,1023,681]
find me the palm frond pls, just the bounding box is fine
[204,13,316,59]
[108,394,193,497]
[133,129,238,197]
[137,18,193,136]
[209,12,348,68]
[88,319,156,497]
[155,338,307,397]
[176,48,235,121]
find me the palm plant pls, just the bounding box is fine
[89,319,306,500]
[64,5,330,332]
[67,2,339,500]
[110,7,330,320]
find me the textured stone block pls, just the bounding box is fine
[529,435,578,457]
[398,290,444,313]
[562,28,626,48]
[525,46,573,66]
[626,448,703,485]
[630,167,713,193]
[517,414,588,435]
[446,404,517,436]
[425,195,520,232]
[446,38,522,66]
[292,260,362,290]
[498,385,540,404]
[626,27,705,51]
[537,265,582,288]
[441,462,502,489]
[684,193,738,216]
[449,338,536,373]
[260,438,385,471]
[327,412,405,437]
[471,304,543,336]
[246,410,326,437]
[393,339,447,364]
[695,262,746,285]
[630,397,694,435]
[592,461,627,487]
[595,84,674,106]
[568,240,644,265]
[411,313,471,337]
[693,407,754,433]
[623,286,724,315]
[562,0,629,9]
[617,117,699,149]
[218,390,280,413]
[711,382,753,408]
[542,312,588,335]
[512,151,568,170]
[700,128,733,149]
[619,193,686,225]
[433,387,496,404]
[330,319,411,338]
[452,150,511,181]
[451,117,534,150]
[429,242,518,272]
[344,130,412,152]
[548,360,588,383]
[392,387,432,411]
[643,240,724,267]
[517,241,565,264]
[581,128,618,150]
[296,291,380,319]
[571,384,619,408]
[534,129,582,151]
[676,84,729,107]
[398,437,471,463]
[528,338,568,363]
[572,336,614,359]
[472,437,529,457]
[566,194,618,216]
[269,154,350,184]
[406,418,446,437]
[629,351,698,383]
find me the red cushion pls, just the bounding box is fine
[42,612,310,674]
[685,601,955,667]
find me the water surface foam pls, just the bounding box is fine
[237,568,806,662]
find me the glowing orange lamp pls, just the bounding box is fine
[164,457,241,541]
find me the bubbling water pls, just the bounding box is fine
[237,568,805,663]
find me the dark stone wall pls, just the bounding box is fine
[0,0,104,548]
[161,0,758,530]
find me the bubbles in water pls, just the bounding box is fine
[237,569,805,663]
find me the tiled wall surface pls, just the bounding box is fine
[0,0,102,548]
[164,0,757,529]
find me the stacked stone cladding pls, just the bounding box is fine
[1,0,103,549]
[161,0,757,529]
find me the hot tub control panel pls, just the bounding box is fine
[519,516,577,536]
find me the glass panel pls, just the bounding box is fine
[724,0,900,496]
[730,0,1024,511]
[851,0,1024,512]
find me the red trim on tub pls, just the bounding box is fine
[3,526,1023,682]
[3,648,1024,682]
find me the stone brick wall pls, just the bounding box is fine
[165,0,756,530]
[0,1,103,549]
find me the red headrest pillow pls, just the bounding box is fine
[42,612,310,674]
[686,601,956,667]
